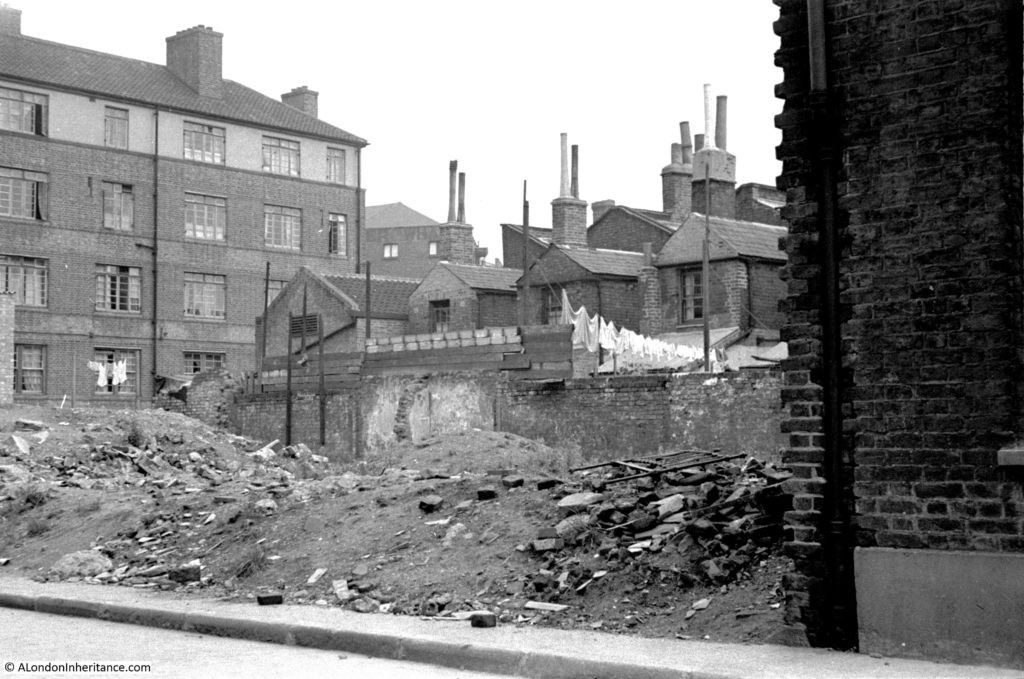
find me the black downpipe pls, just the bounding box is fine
[355,147,362,274]
[807,0,857,649]
[150,108,160,400]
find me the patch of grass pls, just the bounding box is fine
[3,483,48,516]
[25,516,50,537]
[234,542,268,579]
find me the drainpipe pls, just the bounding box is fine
[807,0,857,649]
[355,147,363,273]
[151,108,160,400]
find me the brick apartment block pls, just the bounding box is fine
[0,6,366,403]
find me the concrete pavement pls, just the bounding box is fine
[0,574,1019,679]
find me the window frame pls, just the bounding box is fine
[102,181,134,231]
[428,241,439,257]
[0,167,47,220]
[13,344,45,394]
[184,192,227,241]
[0,255,47,307]
[543,288,563,325]
[93,348,138,395]
[183,272,227,320]
[680,270,704,322]
[183,351,226,375]
[183,121,225,164]
[265,279,286,309]
[104,106,128,149]
[0,87,47,136]
[328,213,347,256]
[264,205,301,250]
[262,136,301,176]
[326,147,346,183]
[383,243,398,260]
[94,264,141,313]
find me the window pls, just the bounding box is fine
[184,352,225,375]
[262,136,300,176]
[14,345,45,394]
[266,279,286,308]
[93,348,138,395]
[328,213,346,256]
[383,243,398,259]
[264,205,301,249]
[183,121,225,164]
[184,272,226,319]
[102,182,133,231]
[430,300,451,333]
[326,147,346,183]
[681,271,703,321]
[185,193,226,240]
[95,264,141,312]
[428,241,439,257]
[0,167,47,220]
[1,255,47,306]
[104,107,128,149]
[0,87,47,135]
[543,288,563,325]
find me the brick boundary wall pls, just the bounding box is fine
[231,370,786,465]
[773,0,1024,653]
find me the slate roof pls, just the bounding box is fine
[558,246,645,278]
[655,213,787,266]
[502,224,552,244]
[589,206,682,236]
[0,34,365,144]
[322,273,419,318]
[365,203,439,229]
[441,263,521,293]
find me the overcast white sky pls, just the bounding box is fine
[23,1,783,262]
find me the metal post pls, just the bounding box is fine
[521,180,530,327]
[703,162,711,372]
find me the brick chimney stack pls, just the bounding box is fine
[638,243,663,336]
[662,120,693,217]
[439,161,476,265]
[551,133,588,247]
[692,89,736,219]
[166,25,224,98]
[0,5,21,35]
[281,86,319,118]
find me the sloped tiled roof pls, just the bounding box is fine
[365,203,439,229]
[441,263,521,293]
[655,213,787,267]
[502,223,552,245]
[0,34,365,144]
[322,273,419,318]
[558,246,645,278]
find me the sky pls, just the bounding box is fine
[22,0,783,263]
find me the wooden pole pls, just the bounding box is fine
[318,313,326,447]
[703,162,711,372]
[285,314,293,447]
[260,262,270,370]
[521,180,530,326]
[364,261,372,341]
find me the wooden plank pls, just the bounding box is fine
[522,348,571,363]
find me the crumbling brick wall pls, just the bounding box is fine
[154,369,243,429]
[774,0,1024,649]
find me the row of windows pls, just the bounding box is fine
[1,167,348,255]
[383,241,439,260]
[13,345,225,395]
[1,255,257,320]
[535,273,704,327]
[1,86,348,183]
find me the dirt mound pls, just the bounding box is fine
[0,405,791,643]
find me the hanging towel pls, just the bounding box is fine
[87,360,107,387]
[559,289,573,326]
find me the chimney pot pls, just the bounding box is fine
[570,144,579,199]
[679,121,693,166]
[715,95,728,150]
[447,160,458,222]
[457,172,466,223]
[559,133,570,197]
[694,134,705,152]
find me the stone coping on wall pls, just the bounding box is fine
[365,326,520,353]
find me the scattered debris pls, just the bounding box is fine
[257,593,283,606]
[524,601,569,612]
[419,495,444,513]
[307,568,328,585]
[51,550,113,579]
